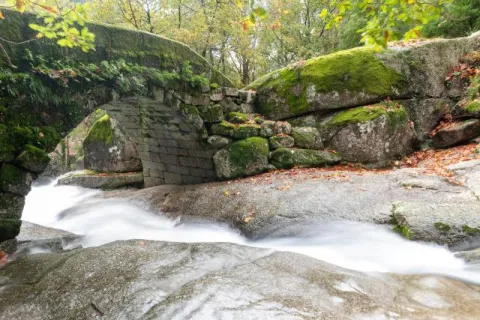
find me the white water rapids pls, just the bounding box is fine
[22,178,480,285]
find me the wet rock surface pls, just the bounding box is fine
[1,240,480,320]
[107,160,480,246]
[57,171,144,189]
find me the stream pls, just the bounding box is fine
[22,177,480,285]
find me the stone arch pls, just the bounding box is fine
[100,91,218,187]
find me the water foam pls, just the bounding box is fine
[22,178,480,284]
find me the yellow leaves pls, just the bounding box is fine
[0,11,3,19]
[319,8,328,19]
[407,0,415,4]
[15,0,25,13]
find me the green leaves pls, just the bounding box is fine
[5,2,95,52]
[318,0,453,47]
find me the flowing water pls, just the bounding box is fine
[22,177,480,285]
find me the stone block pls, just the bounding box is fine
[164,172,183,185]
[223,87,239,97]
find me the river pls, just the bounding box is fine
[22,177,480,285]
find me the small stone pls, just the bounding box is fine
[191,95,211,106]
[291,127,323,150]
[201,85,211,93]
[269,135,295,150]
[240,103,255,113]
[433,119,480,148]
[210,121,235,137]
[207,135,231,148]
[260,121,276,137]
[275,121,292,135]
[223,87,239,97]
[221,98,241,113]
[234,124,261,140]
[270,148,341,169]
[14,145,51,174]
[174,92,192,104]
[200,104,224,123]
[210,93,224,102]
[255,117,265,124]
[227,112,249,124]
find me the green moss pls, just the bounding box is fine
[0,218,22,242]
[200,104,224,123]
[84,114,114,145]
[14,144,50,173]
[223,137,269,178]
[233,124,261,140]
[227,112,249,124]
[248,47,406,116]
[462,225,480,236]
[269,135,294,149]
[326,102,408,131]
[0,124,15,162]
[434,222,451,232]
[393,225,411,240]
[210,121,236,137]
[466,100,480,114]
[390,215,411,240]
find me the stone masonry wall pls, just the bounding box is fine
[102,87,256,187]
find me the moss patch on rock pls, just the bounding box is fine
[270,148,341,169]
[84,115,114,145]
[233,124,261,140]
[291,127,323,149]
[326,103,408,132]
[434,222,451,233]
[248,47,406,117]
[465,100,480,114]
[210,121,236,137]
[227,112,249,124]
[462,225,480,236]
[269,135,295,150]
[14,145,50,174]
[213,137,269,179]
[200,104,224,123]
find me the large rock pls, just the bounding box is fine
[213,137,269,179]
[247,36,479,120]
[57,171,144,189]
[83,114,142,173]
[433,119,480,148]
[43,109,108,177]
[0,240,480,319]
[320,103,416,164]
[270,148,341,169]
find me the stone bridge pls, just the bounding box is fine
[1,8,480,245]
[100,88,255,187]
